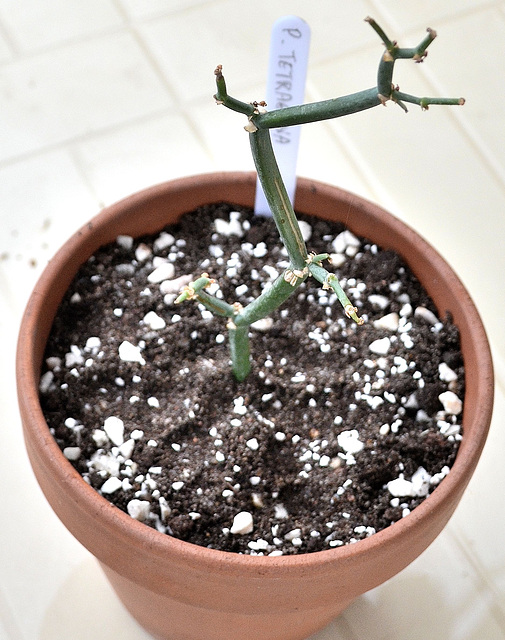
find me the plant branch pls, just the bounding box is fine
[235,272,307,327]
[248,128,308,270]
[213,65,256,117]
[177,18,466,380]
[308,260,364,325]
[229,325,250,381]
[392,90,465,110]
[252,89,382,129]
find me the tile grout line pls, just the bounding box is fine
[115,5,225,167]
[367,0,505,32]
[0,106,181,172]
[126,28,217,166]
[0,23,129,67]
[0,14,19,58]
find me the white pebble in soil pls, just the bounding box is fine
[153,232,175,252]
[160,273,193,295]
[369,337,391,356]
[101,476,123,494]
[373,313,400,332]
[298,220,312,242]
[387,476,416,498]
[143,311,166,330]
[214,212,243,237]
[337,430,364,455]
[127,499,151,521]
[147,262,175,284]
[438,391,463,415]
[63,446,81,461]
[251,317,274,332]
[118,340,145,365]
[332,230,360,255]
[246,438,259,451]
[230,511,254,535]
[414,306,439,326]
[103,416,124,446]
[116,235,133,250]
[439,363,458,382]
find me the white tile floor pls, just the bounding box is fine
[1,2,504,638]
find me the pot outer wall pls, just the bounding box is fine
[17,172,494,640]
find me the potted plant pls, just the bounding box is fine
[17,18,493,640]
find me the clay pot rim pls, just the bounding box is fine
[17,171,493,573]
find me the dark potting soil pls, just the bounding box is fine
[40,202,464,555]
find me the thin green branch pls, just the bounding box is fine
[235,272,307,327]
[364,16,395,51]
[249,128,308,270]
[175,274,215,304]
[229,325,251,381]
[213,65,256,117]
[392,90,465,110]
[308,262,364,325]
[193,290,236,317]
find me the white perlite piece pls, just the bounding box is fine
[63,446,81,461]
[118,340,145,365]
[147,262,175,283]
[159,274,193,295]
[119,438,135,459]
[246,438,259,451]
[414,306,439,325]
[337,430,364,455]
[328,253,346,268]
[298,220,312,242]
[143,311,166,330]
[439,391,463,415]
[103,416,124,446]
[135,243,151,262]
[387,467,432,498]
[368,294,389,310]
[411,467,431,497]
[127,499,151,521]
[369,337,391,355]
[253,242,268,258]
[153,232,175,252]
[251,317,274,332]
[92,429,108,447]
[230,511,254,535]
[214,212,243,237]
[274,504,289,519]
[85,336,101,352]
[233,397,247,415]
[116,235,133,250]
[373,313,400,332]
[387,476,416,498]
[65,345,84,367]
[332,230,360,255]
[101,476,123,494]
[39,371,54,394]
[439,362,458,382]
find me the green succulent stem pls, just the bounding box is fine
[228,324,251,381]
[179,18,465,380]
[248,127,308,270]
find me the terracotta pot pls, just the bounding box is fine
[17,172,493,640]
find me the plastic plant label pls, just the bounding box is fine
[254,15,311,216]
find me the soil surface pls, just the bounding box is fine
[40,202,464,555]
